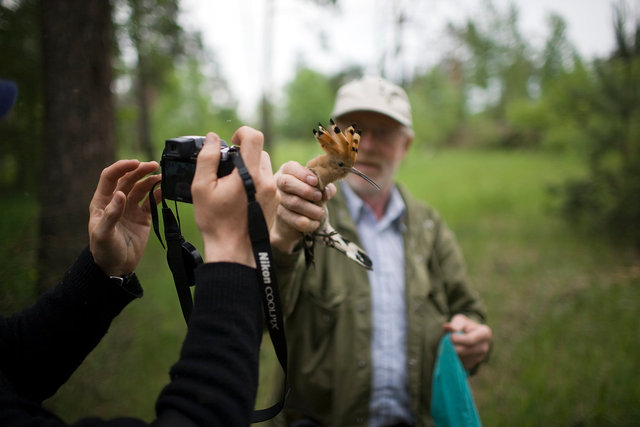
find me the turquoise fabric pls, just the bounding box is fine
[431,333,482,427]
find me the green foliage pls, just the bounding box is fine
[149,59,240,154]
[117,60,240,161]
[432,1,591,152]
[561,166,640,247]
[446,0,535,117]
[111,0,238,159]
[409,66,466,148]
[558,7,640,247]
[274,65,364,143]
[113,0,216,159]
[533,60,593,153]
[540,13,578,89]
[503,97,547,148]
[114,0,197,86]
[276,68,335,139]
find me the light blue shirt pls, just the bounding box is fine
[342,183,413,427]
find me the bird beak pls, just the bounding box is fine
[349,167,381,190]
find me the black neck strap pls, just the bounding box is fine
[149,152,289,422]
[232,153,289,422]
[150,190,201,323]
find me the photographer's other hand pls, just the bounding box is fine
[89,160,161,276]
[270,161,336,253]
[232,127,279,233]
[192,128,277,267]
[443,314,493,371]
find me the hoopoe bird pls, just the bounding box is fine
[304,119,380,270]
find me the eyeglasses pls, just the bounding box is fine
[352,126,408,147]
[336,120,408,145]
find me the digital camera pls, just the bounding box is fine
[161,136,237,203]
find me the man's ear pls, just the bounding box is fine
[402,131,413,158]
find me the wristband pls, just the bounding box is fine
[109,272,136,287]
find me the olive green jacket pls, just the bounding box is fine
[269,184,487,427]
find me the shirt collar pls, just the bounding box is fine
[341,182,406,231]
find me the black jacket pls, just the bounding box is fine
[0,247,262,426]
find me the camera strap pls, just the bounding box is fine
[150,185,202,323]
[149,153,289,422]
[232,153,290,422]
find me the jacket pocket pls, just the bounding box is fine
[306,291,342,350]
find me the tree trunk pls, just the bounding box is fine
[131,0,155,162]
[135,51,155,161]
[260,96,273,151]
[37,0,115,292]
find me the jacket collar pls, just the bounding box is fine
[340,182,407,232]
[329,182,423,234]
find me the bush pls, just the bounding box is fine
[561,166,640,248]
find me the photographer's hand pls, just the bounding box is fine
[192,128,277,267]
[88,160,161,276]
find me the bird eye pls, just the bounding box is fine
[338,161,345,167]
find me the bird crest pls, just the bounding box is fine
[307,119,379,192]
[303,119,380,270]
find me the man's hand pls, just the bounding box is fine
[270,161,336,254]
[88,160,161,276]
[191,128,277,267]
[443,314,492,371]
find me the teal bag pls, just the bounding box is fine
[431,333,482,427]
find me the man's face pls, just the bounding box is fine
[336,111,412,198]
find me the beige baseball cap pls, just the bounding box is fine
[331,76,412,128]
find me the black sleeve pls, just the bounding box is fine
[0,246,142,403]
[0,261,262,427]
[154,262,263,426]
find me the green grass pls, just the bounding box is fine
[395,148,639,426]
[2,144,639,425]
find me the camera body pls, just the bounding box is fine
[161,136,237,203]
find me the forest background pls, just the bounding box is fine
[0,0,639,425]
